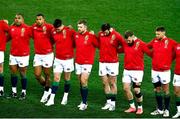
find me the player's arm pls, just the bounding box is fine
[117,45,124,54]
[146,39,154,49]
[172,40,178,61]
[92,34,99,48]
[142,41,153,58]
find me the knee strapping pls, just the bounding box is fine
[135,92,142,98]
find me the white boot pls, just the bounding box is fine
[40,89,51,103]
[61,93,68,105]
[45,94,55,106]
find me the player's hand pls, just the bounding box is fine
[3,19,9,24]
[89,30,95,34]
[110,28,113,32]
[67,25,73,29]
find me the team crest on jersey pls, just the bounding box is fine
[21,28,25,37]
[177,46,180,50]
[53,31,56,34]
[84,35,89,44]
[135,41,140,50]
[110,34,116,44]
[100,33,104,36]
[63,30,66,39]
[42,26,47,34]
[164,40,169,48]
[76,35,79,38]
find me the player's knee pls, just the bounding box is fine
[135,92,143,98]
[123,86,130,93]
[133,82,141,88]
[80,80,88,87]
[34,73,41,79]
[153,81,161,88]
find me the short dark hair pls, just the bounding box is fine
[124,30,134,39]
[36,13,45,18]
[101,23,110,32]
[16,13,24,18]
[77,19,87,26]
[53,19,62,28]
[156,26,165,32]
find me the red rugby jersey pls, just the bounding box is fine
[74,31,98,64]
[174,44,180,75]
[32,23,53,54]
[147,36,177,71]
[51,26,75,60]
[122,38,152,70]
[9,23,32,56]
[0,20,9,51]
[98,30,124,63]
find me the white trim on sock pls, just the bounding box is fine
[12,87,17,93]
[0,86,3,91]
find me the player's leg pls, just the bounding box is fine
[101,75,111,110]
[161,70,171,117]
[99,62,111,110]
[40,67,52,103]
[0,51,4,96]
[79,72,89,110]
[19,66,28,100]
[8,55,18,98]
[123,82,136,113]
[75,63,83,107]
[45,72,61,106]
[34,66,45,86]
[0,63,4,96]
[8,65,18,98]
[122,70,136,113]
[162,83,170,117]
[18,55,29,100]
[172,74,180,118]
[46,58,62,106]
[132,70,144,114]
[61,72,71,105]
[150,70,164,115]
[33,54,45,86]
[61,58,74,105]
[133,82,143,114]
[40,53,54,103]
[108,75,117,111]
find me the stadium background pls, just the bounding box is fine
[0,0,180,118]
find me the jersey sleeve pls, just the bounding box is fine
[147,39,154,49]
[3,20,9,32]
[92,34,99,48]
[142,41,152,57]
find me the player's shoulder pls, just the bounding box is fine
[22,23,31,28]
[98,31,104,37]
[44,23,53,28]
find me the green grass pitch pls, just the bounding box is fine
[0,0,180,118]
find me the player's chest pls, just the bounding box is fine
[75,34,92,46]
[10,27,28,37]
